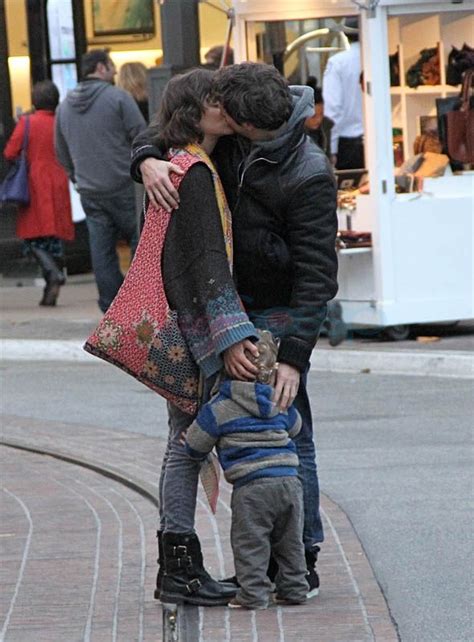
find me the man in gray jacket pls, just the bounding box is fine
[55,49,146,312]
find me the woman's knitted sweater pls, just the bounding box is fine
[162,162,257,378]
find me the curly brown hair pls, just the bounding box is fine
[152,68,215,152]
[212,62,293,130]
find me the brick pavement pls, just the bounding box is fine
[1,414,399,641]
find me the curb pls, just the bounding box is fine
[0,439,159,507]
[310,347,474,379]
[1,338,473,379]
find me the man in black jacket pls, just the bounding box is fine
[130,63,338,596]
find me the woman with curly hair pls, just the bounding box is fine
[139,68,259,606]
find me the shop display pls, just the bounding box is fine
[406,46,440,87]
[336,230,371,250]
[445,71,474,164]
[446,43,474,86]
[389,49,400,86]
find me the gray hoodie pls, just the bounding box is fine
[55,79,146,194]
[249,85,315,160]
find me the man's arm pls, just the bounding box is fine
[54,113,75,181]
[120,92,147,143]
[130,125,183,211]
[322,58,343,158]
[278,174,338,372]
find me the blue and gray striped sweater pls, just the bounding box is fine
[185,380,301,488]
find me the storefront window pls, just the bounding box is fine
[246,18,348,84]
[47,0,77,97]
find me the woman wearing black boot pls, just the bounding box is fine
[130,69,259,606]
[4,80,74,306]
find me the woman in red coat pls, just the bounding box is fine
[4,80,74,305]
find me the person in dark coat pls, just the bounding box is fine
[304,76,334,158]
[4,80,74,306]
[130,62,339,599]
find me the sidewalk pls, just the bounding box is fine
[1,278,473,378]
[0,277,403,640]
[1,415,398,642]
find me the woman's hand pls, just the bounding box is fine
[223,340,259,381]
[140,158,184,212]
[272,363,300,411]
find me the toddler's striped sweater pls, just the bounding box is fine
[185,380,301,488]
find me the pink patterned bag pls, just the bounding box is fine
[84,154,200,415]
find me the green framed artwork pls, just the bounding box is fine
[92,0,155,36]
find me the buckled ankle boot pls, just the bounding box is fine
[154,530,164,600]
[160,532,237,606]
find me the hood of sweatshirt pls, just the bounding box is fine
[218,380,280,419]
[248,85,315,162]
[65,79,111,114]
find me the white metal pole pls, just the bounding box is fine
[360,6,397,320]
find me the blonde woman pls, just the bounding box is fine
[117,62,149,121]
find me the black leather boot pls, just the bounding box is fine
[154,530,164,600]
[160,532,237,606]
[31,247,66,306]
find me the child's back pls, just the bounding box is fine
[186,365,308,609]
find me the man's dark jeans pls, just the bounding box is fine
[292,369,324,548]
[80,185,138,312]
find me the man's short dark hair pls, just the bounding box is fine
[32,80,60,111]
[153,68,215,151]
[212,62,293,130]
[81,49,110,78]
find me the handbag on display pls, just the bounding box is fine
[446,43,474,86]
[84,156,201,416]
[406,47,440,88]
[436,95,461,155]
[445,70,474,164]
[0,116,30,206]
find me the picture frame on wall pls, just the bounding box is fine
[92,0,155,37]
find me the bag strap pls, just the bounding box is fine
[21,116,30,155]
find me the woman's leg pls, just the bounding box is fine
[161,402,200,533]
[26,237,66,306]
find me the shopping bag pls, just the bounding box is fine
[84,154,201,415]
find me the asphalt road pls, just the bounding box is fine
[2,362,472,641]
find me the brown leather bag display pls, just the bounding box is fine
[446,71,474,164]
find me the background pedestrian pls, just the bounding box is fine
[4,80,74,306]
[55,49,146,312]
[117,61,149,122]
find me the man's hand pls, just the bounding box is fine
[273,363,300,411]
[330,154,338,167]
[140,158,184,212]
[223,340,259,381]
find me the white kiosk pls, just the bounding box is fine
[232,0,474,336]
